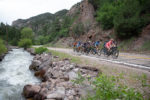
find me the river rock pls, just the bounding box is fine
[26,48,35,55]
[0,54,5,61]
[29,60,41,71]
[47,87,65,99]
[67,71,78,80]
[23,84,41,98]
[23,52,100,100]
[34,88,48,100]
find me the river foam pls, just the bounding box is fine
[0,49,40,100]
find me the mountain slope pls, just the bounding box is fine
[12,9,68,36]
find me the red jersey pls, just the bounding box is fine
[105,40,113,49]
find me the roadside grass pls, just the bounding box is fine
[118,37,135,51]
[48,49,82,64]
[44,43,63,48]
[141,40,150,51]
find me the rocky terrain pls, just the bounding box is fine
[23,50,100,100]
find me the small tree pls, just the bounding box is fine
[0,39,7,55]
[21,27,33,39]
[18,38,32,49]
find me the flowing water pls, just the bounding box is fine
[0,49,40,100]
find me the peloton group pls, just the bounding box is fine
[73,38,116,55]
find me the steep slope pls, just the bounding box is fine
[68,0,113,41]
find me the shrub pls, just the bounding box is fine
[96,3,116,30]
[89,75,143,100]
[113,0,145,39]
[21,27,33,39]
[0,39,7,55]
[18,38,32,49]
[35,47,48,54]
[72,23,84,37]
[141,40,150,51]
[35,35,49,45]
[73,74,143,100]
[58,28,69,38]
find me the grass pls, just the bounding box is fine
[48,49,81,64]
[118,37,135,51]
[141,40,150,51]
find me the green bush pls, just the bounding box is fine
[88,75,143,100]
[18,38,32,49]
[0,39,7,55]
[96,3,116,30]
[90,0,150,39]
[35,35,49,45]
[21,27,33,39]
[58,28,69,38]
[72,23,84,37]
[141,40,150,51]
[73,74,143,100]
[35,47,48,54]
[113,0,146,39]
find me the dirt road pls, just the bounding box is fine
[47,47,150,71]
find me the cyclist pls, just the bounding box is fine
[95,41,100,50]
[73,42,77,47]
[105,39,115,52]
[76,41,81,51]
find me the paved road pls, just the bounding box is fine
[47,47,150,71]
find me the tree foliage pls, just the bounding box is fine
[21,27,33,39]
[90,0,150,39]
[0,23,21,45]
[72,23,84,38]
[18,38,32,49]
[35,47,48,54]
[0,39,7,55]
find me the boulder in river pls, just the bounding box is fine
[23,84,41,98]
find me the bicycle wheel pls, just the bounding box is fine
[98,48,104,56]
[112,50,119,59]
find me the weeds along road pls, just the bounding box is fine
[45,47,150,71]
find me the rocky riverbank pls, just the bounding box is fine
[23,50,100,100]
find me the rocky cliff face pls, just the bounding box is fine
[68,0,113,41]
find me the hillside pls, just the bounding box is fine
[12,9,68,36]
[12,0,150,51]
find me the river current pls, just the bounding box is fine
[0,49,40,100]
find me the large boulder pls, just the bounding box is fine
[23,84,41,98]
[0,54,5,61]
[47,87,65,99]
[26,48,35,55]
[33,88,48,100]
[29,60,41,71]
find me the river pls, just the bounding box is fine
[0,49,40,100]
